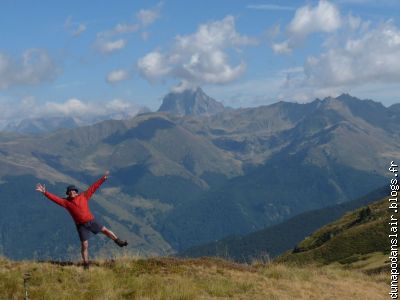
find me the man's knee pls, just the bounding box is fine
[81,240,88,250]
[100,226,108,233]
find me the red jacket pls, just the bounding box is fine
[44,176,107,224]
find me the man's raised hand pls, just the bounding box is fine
[36,183,46,194]
[104,170,110,179]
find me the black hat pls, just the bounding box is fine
[66,185,79,195]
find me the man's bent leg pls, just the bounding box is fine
[81,240,89,266]
[101,226,128,247]
[100,226,118,241]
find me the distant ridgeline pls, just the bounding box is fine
[0,90,398,259]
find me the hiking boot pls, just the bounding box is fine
[83,262,90,270]
[114,238,128,247]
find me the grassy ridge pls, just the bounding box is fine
[277,197,390,273]
[0,256,388,300]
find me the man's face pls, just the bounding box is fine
[68,190,78,198]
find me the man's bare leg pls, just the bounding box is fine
[101,226,128,247]
[81,240,89,268]
[100,226,118,240]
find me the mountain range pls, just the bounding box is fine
[2,107,151,134]
[0,88,398,259]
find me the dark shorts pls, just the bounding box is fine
[76,219,104,242]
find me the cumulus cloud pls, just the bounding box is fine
[106,69,130,83]
[205,2,399,105]
[0,49,59,90]
[272,0,341,53]
[273,14,400,103]
[288,0,341,37]
[137,51,172,82]
[304,21,400,87]
[137,15,257,88]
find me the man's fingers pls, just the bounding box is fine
[35,183,45,193]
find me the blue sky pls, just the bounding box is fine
[1,0,400,126]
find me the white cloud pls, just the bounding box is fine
[0,97,144,129]
[94,3,162,54]
[272,0,341,53]
[44,98,90,116]
[106,69,130,83]
[106,99,134,111]
[0,96,37,121]
[170,81,198,93]
[346,14,363,31]
[45,98,142,120]
[137,15,257,87]
[272,41,292,54]
[0,49,59,90]
[95,39,127,54]
[264,0,400,102]
[288,0,341,37]
[137,2,162,27]
[210,17,400,105]
[98,23,140,38]
[272,16,400,103]
[137,51,171,82]
[304,21,400,87]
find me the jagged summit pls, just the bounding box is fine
[157,87,224,116]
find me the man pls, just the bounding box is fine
[35,170,128,269]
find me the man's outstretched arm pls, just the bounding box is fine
[36,183,66,207]
[84,170,109,200]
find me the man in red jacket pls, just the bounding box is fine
[36,170,128,269]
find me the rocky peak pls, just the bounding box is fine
[158,87,224,116]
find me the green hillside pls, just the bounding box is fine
[276,196,391,273]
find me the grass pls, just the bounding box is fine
[276,198,390,272]
[0,256,389,300]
